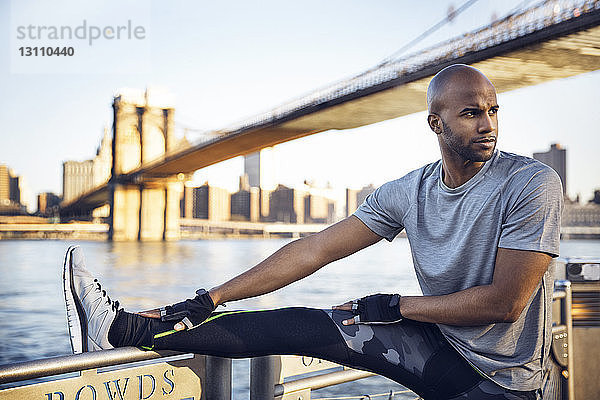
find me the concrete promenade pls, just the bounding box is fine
[0,220,598,240]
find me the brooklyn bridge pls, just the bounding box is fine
[59,0,600,241]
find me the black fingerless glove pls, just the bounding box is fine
[159,289,215,329]
[352,293,403,324]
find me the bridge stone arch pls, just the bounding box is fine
[109,92,181,241]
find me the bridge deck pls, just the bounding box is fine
[62,1,600,213]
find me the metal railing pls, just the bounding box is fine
[546,281,575,400]
[0,347,163,384]
[0,282,576,400]
[250,355,383,400]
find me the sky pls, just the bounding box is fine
[1,0,599,212]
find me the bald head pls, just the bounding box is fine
[427,64,495,114]
[426,64,499,167]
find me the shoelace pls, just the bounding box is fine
[94,279,120,312]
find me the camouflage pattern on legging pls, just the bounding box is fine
[327,309,539,400]
[130,306,539,400]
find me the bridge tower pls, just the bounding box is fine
[109,91,181,241]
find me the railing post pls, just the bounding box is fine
[555,280,575,400]
[250,356,281,400]
[204,356,232,400]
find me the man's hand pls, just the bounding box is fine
[138,289,216,331]
[333,293,403,325]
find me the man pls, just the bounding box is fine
[64,64,562,400]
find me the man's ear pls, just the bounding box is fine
[427,114,443,134]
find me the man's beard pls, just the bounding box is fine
[441,121,495,162]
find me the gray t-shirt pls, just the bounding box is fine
[353,150,563,391]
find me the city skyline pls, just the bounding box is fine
[6,153,600,234]
[4,114,597,215]
[1,0,599,207]
[3,138,596,222]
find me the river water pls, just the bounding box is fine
[1,238,599,399]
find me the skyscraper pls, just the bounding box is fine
[269,184,306,223]
[304,194,335,224]
[231,189,251,221]
[62,127,113,204]
[180,184,194,218]
[231,175,260,221]
[62,160,94,203]
[9,174,21,204]
[533,143,567,194]
[192,184,230,221]
[38,192,62,216]
[0,164,10,204]
[345,185,376,216]
[0,164,27,215]
[243,147,276,190]
[244,152,260,189]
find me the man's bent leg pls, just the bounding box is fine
[328,309,484,399]
[327,310,537,399]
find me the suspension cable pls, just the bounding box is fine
[376,0,480,67]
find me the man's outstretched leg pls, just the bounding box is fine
[64,246,539,400]
[62,245,350,361]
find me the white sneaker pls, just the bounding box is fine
[63,245,120,353]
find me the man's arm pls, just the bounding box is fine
[398,248,551,325]
[208,216,382,306]
[336,247,552,326]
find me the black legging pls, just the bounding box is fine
[108,307,537,400]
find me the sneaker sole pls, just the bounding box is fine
[63,245,88,353]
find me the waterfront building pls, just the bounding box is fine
[63,127,113,204]
[250,187,260,222]
[562,203,600,227]
[269,184,306,223]
[18,176,32,212]
[300,180,337,223]
[9,173,20,204]
[345,184,376,216]
[304,194,335,224]
[533,143,567,194]
[244,149,277,222]
[37,192,62,216]
[0,164,9,203]
[244,147,276,190]
[357,185,376,207]
[180,184,194,218]
[230,187,261,222]
[0,202,23,215]
[231,189,251,221]
[0,164,23,205]
[260,188,271,222]
[239,174,250,192]
[244,152,260,189]
[231,175,262,222]
[192,184,230,221]
[593,190,600,205]
[62,160,94,203]
[0,164,28,215]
